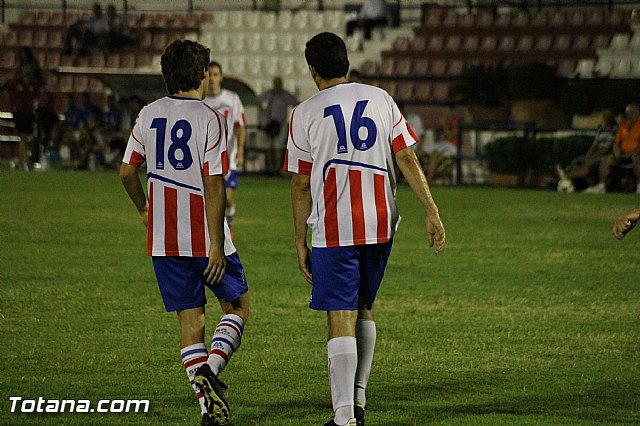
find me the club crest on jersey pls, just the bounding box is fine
[338,146,348,154]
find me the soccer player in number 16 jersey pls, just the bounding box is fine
[120,40,249,426]
[285,32,445,426]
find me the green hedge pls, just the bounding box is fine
[484,134,594,175]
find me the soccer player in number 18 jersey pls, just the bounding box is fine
[285,32,445,426]
[120,40,249,426]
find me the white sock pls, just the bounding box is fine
[328,336,357,425]
[208,314,244,375]
[181,343,209,414]
[355,319,376,408]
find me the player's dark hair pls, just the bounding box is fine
[305,32,349,80]
[161,40,210,95]
[208,60,222,73]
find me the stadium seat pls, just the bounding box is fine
[476,11,493,28]
[126,13,140,28]
[431,59,447,77]
[594,58,613,76]
[609,33,630,50]
[277,10,292,29]
[396,82,414,103]
[512,11,529,27]
[444,35,461,52]
[446,60,464,77]
[243,11,260,29]
[530,11,548,27]
[553,35,571,52]
[106,54,121,68]
[1,50,16,69]
[411,36,427,51]
[121,53,136,68]
[74,75,89,92]
[396,58,412,76]
[413,82,432,102]
[293,11,309,30]
[534,35,552,52]
[588,9,604,26]
[20,11,35,26]
[381,57,396,77]
[480,36,497,52]
[46,51,61,69]
[309,12,325,31]
[324,10,344,32]
[34,50,47,68]
[567,9,585,26]
[59,75,73,92]
[572,34,591,51]
[431,82,449,102]
[247,33,261,53]
[263,57,279,75]
[556,59,576,77]
[498,36,515,52]
[18,30,34,47]
[629,33,640,50]
[231,33,245,53]
[592,34,611,50]
[462,36,479,53]
[44,73,58,92]
[262,33,278,52]
[393,37,410,52]
[90,54,105,68]
[426,35,444,52]
[423,9,442,28]
[412,59,429,77]
[494,13,510,27]
[458,13,475,28]
[47,30,64,49]
[280,57,296,76]
[36,11,51,26]
[379,81,397,97]
[213,11,229,29]
[549,10,566,27]
[441,10,457,28]
[360,60,380,76]
[140,32,153,50]
[153,33,169,52]
[277,33,294,53]
[607,9,624,26]
[261,12,277,30]
[230,56,246,74]
[612,57,633,77]
[516,35,534,52]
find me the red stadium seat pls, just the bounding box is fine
[47,30,64,48]
[20,11,35,26]
[462,36,479,53]
[379,81,397,98]
[106,54,121,68]
[534,35,552,52]
[360,60,380,76]
[1,50,16,69]
[446,60,464,77]
[59,75,73,92]
[498,36,515,52]
[414,82,432,102]
[530,11,548,27]
[381,57,396,77]
[396,58,412,76]
[431,83,449,102]
[50,11,64,26]
[572,35,591,51]
[441,11,457,28]
[121,53,136,68]
[426,35,444,52]
[476,11,493,27]
[396,82,414,103]
[553,35,571,52]
[444,35,461,52]
[480,36,497,52]
[568,9,585,27]
[411,36,427,51]
[47,52,61,69]
[90,54,105,68]
[494,13,510,27]
[4,32,18,47]
[18,30,33,46]
[549,10,566,27]
[33,31,48,48]
[74,75,89,92]
[392,37,410,52]
[430,60,447,77]
[36,11,51,26]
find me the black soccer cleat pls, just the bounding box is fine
[354,405,365,426]
[195,364,230,426]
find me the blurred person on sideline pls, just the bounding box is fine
[285,32,445,426]
[105,4,135,52]
[258,76,297,174]
[346,0,388,41]
[556,110,617,192]
[62,3,109,56]
[204,61,246,230]
[1,47,43,170]
[119,39,249,426]
[586,103,640,194]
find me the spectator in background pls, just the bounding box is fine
[346,0,388,41]
[62,3,109,56]
[556,110,617,192]
[102,94,125,168]
[347,69,362,83]
[1,47,43,170]
[63,94,83,129]
[33,93,61,165]
[105,4,135,52]
[258,76,297,174]
[78,92,103,126]
[587,104,640,194]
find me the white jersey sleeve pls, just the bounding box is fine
[283,106,313,175]
[203,104,229,177]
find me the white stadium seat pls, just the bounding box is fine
[609,33,629,50]
[575,59,595,78]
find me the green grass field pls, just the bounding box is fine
[0,171,638,425]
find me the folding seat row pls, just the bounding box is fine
[378,57,466,79]
[209,10,344,33]
[47,74,104,93]
[373,80,450,104]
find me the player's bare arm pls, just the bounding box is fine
[291,173,313,284]
[395,147,445,254]
[613,208,640,240]
[236,122,246,168]
[120,163,149,227]
[203,174,227,284]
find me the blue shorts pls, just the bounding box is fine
[310,241,393,311]
[152,252,248,312]
[224,170,238,189]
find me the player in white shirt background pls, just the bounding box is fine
[285,32,445,426]
[204,61,247,229]
[120,40,249,426]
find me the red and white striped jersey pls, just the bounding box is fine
[204,89,246,171]
[122,95,236,257]
[284,82,419,248]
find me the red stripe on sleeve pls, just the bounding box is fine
[190,193,206,257]
[164,186,179,255]
[349,170,366,244]
[282,149,289,171]
[203,161,210,176]
[221,151,229,175]
[392,134,407,154]
[406,120,420,142]
[129,150,145,167]
[323,168,340,247]
[373,173,388,243]
[147,182,154,255]
[298,159,312,175]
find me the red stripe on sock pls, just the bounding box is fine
[183,356,208,368]
[209,348,229,362]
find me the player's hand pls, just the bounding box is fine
[140,209,149,228]
[613,212,639,240]
[296,245,312,285]
[205,245,227,284]
[237,151,245,170]
[426,212,445,254]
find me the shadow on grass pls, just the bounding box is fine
[373,375,640,425]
